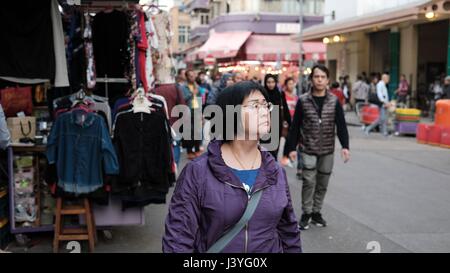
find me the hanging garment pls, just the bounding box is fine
[137,11,149,91]
[84,13,96,89]
[92,10,130,79]
[112,107,173,209]
[145,13,158,90]
[67,10,85,90]
[0,1,55,80]
[50,0,69,87]
[47,110,119,194]
[127,11,139,90]
[149,11,176,84]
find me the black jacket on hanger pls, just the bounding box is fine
[112,107,173,209]
[92,10,130,79]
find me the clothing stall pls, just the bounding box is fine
[0,0,178,251]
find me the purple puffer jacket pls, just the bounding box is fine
[162,140,302,253]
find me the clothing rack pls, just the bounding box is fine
[96,76,129,98]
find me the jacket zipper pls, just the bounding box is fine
[311,97,324,153]
[224,181,271,253]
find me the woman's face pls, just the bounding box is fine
[286,80,296,93]
[240,91,271,140]
[266,77,276,91]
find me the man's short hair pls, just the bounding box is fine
[309,64,330,80]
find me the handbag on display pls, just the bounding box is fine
[0,86,33,117]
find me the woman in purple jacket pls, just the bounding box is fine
[163,81,301,253]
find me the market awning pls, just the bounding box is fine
[197,31,252,59]
[244,35,326,61]
[298,0,432,41]
[185,49,199,63]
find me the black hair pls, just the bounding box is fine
[216,81,269,142]
[357,75,363,81]
[309,64,330,81]
[264,74,279,92]
[331,82,340,89]
[284,77,295,86]
[177,68,186,76]
[185,69,195,79]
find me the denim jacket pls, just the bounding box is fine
[46,110,119,194]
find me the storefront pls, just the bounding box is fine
[186,31,326,83]
[300,0,450,110]
[0,0,178,252]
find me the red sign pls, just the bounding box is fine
[204,54,216,66]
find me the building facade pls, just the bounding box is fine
[302,0,450,111]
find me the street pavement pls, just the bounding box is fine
[5,113,450,253]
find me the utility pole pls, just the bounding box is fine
[298,0,304,96]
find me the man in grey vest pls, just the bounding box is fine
[284,64,350,230]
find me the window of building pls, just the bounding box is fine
[178,25,190,44]
[200,14,209,25]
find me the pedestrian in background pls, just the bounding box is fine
[341,75,352,111]
[263,74,290,161]
[284,64,350,230]
[395,74,410,106]
[352,75,370,107]
[444,76,450,99]
[181,70,205,160]
[233,72,244,83]
[206,73,234,106]
[163,81,301,253]
[330,82,345,106]
[429,76,444,121]
[365,73,391,137]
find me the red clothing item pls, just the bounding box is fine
[283,91,298,120]
[154,83,187,126]
[138,11,148,92]
[330,88,345,106]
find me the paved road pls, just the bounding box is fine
[6,125,450,253]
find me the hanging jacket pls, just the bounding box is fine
[46,110,119,194]
[163,140,301,253]
[112,109,172,209]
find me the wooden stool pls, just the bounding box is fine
[53,197,96,253]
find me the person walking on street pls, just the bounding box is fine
[284,64,350,230]
[444,76,450,99]
[263,74,290,161]
[429,76,444,121]
[181,70,205,159]
[352,75,370,110]
[154,81,186,167]
[281,77,302,179]
[365,74,391,137]
[341,76,352,111]
[330,82,345,107]
[206,73,234,106]
[233,72,244,83]
[196,71,212,107]
[163,81,301,253]
[395,74,410,106]
[176,68,187,92]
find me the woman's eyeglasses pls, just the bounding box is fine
[242,102,274,112]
